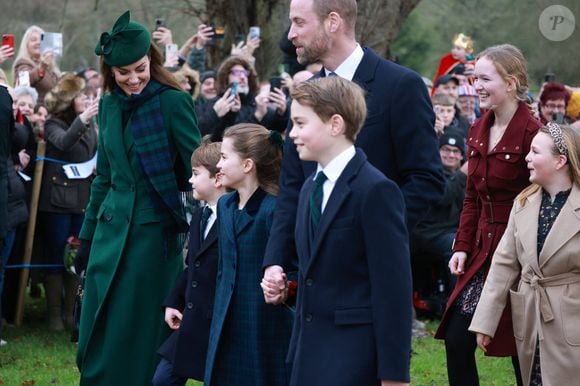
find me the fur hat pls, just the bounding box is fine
[44,73,85,114]
[95,11,150,67]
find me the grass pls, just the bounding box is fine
[1,297,516,385]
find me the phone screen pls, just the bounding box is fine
[2,34,14,50]
[249,26,260,40]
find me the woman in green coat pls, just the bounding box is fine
[75,11,200,385]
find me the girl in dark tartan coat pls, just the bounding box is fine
[204,123,293,386]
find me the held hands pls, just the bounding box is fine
[261,265,287,305]
[476,333,491,353]
[448,251,467,276]
[164,307,183,330]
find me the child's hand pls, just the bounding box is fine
[164,307,183,330]
[261,265,287,305]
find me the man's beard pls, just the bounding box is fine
[296,30,329,65]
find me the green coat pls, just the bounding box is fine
[76,86,200,385]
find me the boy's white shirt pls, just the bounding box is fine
[201,203,217,239]
[315,145,356,213]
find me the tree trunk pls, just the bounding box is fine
[356,0,422,60]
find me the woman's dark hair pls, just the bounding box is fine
[101,43,182,93]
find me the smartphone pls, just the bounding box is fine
[18,70,30,87]
[165,43,178,58]
[2,34,14,50]
[230,82,238,95]
[270,76,283,91]
[213,26,225,39]
[249,26,260,40]
[155,18,165,29]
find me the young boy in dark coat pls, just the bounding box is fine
[153,138,225,385]
[263,76,413,385]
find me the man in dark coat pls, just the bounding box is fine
[263,0,445,304]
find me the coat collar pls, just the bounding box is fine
[222,188,267,237]
[469,102,536,155]
[538,183,580,267]
[515,183,580,270]
[316,47,378,87]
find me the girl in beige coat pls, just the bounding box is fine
[470,123,580,385]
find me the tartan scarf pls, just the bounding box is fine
[115,80,188,234]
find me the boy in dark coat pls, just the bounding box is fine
[153,138,225,385]
[264,76,412,385]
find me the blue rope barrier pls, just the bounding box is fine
[36,155,68,164]
[6,263,65,269]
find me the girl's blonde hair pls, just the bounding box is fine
[222,123,282,195]
[517,124,580,205]
[477,44,528,103]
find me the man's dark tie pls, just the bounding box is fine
[327,71,338,77]
[199,206,212,242]
[309,171,328,229]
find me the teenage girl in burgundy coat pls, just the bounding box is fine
[435,44,541,386]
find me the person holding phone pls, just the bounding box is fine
[39,74,98,331]
[196,55,288,140]
[0,35,15,64]
[12,25,60,102]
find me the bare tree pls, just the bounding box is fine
[356,0,422,59]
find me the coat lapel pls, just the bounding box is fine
[196,223,217,259]
[538,184,580,268]
[103,95,134,180]
[296,179,313,272]
[305,151,365,274]
[514,189,541,272]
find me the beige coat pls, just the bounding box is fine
[469,184,580,386]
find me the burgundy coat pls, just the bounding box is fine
[435,103,541,356]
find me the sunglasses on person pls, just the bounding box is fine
[230,69,250,77]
